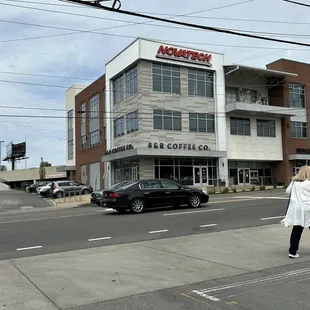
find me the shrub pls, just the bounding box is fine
[232,188,237,193]
[283,183,288,189]
[222,187,229,194]
[259,185,265,191]
[251,186,255,191]
[274,184,277,189]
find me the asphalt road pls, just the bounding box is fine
[70,262,310,310]
[0,190,51,212]
[0,189,289,260]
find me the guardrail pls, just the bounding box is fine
[53,191,91,206]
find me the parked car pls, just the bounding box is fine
[51,180,93,198]
[101,179,209,214]
[26,181,49,193]
[39,182,54,197]
[91,181,135,206]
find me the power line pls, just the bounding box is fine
[61,0,310,47]
[283,0,310,8]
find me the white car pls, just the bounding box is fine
[37,183,53,194]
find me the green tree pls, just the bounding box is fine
[39,157,47,180]
[0,165,7,171]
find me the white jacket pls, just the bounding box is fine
[281,180,310,227]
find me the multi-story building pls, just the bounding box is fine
[73,38,302,189]
[57,84,86,179]
[267,59,310,182]
[74,75,106,191]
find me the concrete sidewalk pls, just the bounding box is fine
[2,224,310,310]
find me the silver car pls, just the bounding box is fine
[52,180,93,198]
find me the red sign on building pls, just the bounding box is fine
[156,45,212,67]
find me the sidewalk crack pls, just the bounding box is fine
[10,260,62,310]
[143,245,251,272]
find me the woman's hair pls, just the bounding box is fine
[292,165,310,181]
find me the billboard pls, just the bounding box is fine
[12,142,26,158]
[6,141,12,158]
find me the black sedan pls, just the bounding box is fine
[101,179,209,214]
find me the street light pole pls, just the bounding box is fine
[0,140,5,171]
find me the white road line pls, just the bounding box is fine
[0,212,100,224]
[260,215,285,221]
[88,237,111,242]
[149,229,169,234]
[101,208,114,212]
[200,224,218,228]
[234,196,287,200]
[163,208,224,216]
[17,245,42,251]
[20,206,34,210]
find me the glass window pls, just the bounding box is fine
[153,109,182,131]
[257,119,276,137]
[189,113,215,133]
[114,116,125,137]
[230,117,251,136]
[289,84,305,108]
[225,87,238,105]
[68,109,73,129]
[113,75,123,104]
[188,69,214,98]
[290,121,308,139]
[126,110,139,133]
[80,103,86,124]
[152,63,180,94]
[81,135,86,150]
[140,181,161,189]
[160,180,179,189]
[125,66,138,98]
[89,129,100,147]
[68,140,73,160]
[89,94,99,119]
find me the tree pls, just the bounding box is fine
[42,161,52,167]
[39,157,47,180]
[0,165,7,171]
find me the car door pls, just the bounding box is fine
[139,180,166,207]
[57,181,72,195]
[69,181,82,194]
[160,180,187,206]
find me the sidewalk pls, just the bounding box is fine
[2,224,310,310]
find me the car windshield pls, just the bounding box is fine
[116,181,137,190]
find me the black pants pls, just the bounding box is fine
[289,225,304,255]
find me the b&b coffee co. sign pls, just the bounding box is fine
[105,144,134,156]
[148,142,210,151]
[156,45,212,67]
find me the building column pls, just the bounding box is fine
[218,157,229,185]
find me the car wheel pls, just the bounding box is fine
[188,194,201,208]
[56,191,63,199]
[129,198,145,214]
[82,189,90,195]
[115,208,127,214]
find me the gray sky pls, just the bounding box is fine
[0,0,309,169]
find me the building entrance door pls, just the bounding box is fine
[193,166,208,185]
[131,167,138,180]
[238,168,250,185]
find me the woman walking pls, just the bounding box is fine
[282,165,310,259]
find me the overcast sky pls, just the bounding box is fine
[0,0,309,169]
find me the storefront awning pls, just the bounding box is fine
[56,165,76,172]
[288,154,310,161]
[101,147,227,163]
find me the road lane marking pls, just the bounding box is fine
[233,196,287,200]
[260,216,285,221]
[149,229,169,234]
[163,208,224,216]
[20,206,34,210]
[0,212,101,224]
[200,224,218,228]
[210,198,264,204]
[17,246,42,251]
[88,237,111,242]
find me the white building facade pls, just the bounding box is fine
[102,38,297,188]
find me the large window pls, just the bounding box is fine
[68,140,73,160]
[89,129,100,147]
[289,84,305,108]
[81,135,86,150]
[113,75,123,104]
[188,69,214,98]
[152,63,181,94]
[257,119,276,137]
[89,94,99,119]
[290,121,308,139]
[230,117,251,136]
[113,159,139,182]
[153,109,182,131]
[80,103,86,124]
[67,109,74,160]
[114,116,125,137]
[125,66,138,98]
[126,110,139,133]
[189,113,215,133]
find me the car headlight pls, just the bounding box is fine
[202,190,208,195]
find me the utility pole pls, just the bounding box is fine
[0,140,4,171]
